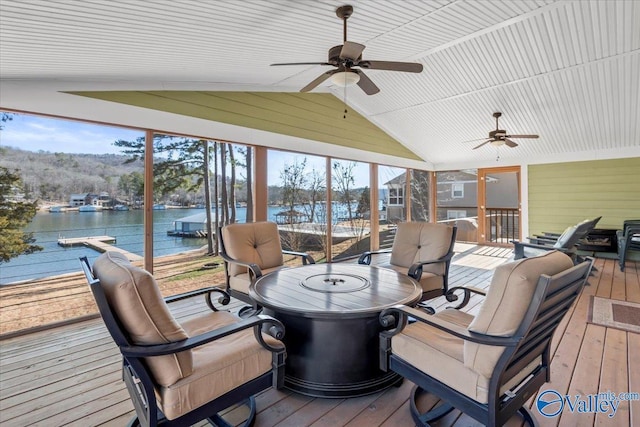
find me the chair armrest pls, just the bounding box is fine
[282,250,316,265]
[379,305,518,347]
[512,240,573,259]
[219,252,263,278]
[407,251,455,280]
[164,287,231,312]
[443,285,486,309]
[121,314,285,357]
[358,249,392,265]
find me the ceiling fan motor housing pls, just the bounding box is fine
[489,129,507,138]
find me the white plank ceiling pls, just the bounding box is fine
[0,0,638,169]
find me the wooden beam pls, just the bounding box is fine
[370,164,379,251]
[254,146,268,222]
[405,168,411,222]
[326,157,333,261]
[144,130,154,273]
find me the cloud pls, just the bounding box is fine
[1,114,142,154]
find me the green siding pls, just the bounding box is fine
[528,158,640,235]
[67,91,422,161]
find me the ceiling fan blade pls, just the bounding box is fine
[271,62,331,66]
[340,41,365,61]
[300,70,337,92]
[461,137,490,143]
[473,140,493,150]
[358,60,423,73]
[505,134,539,139]
[504,138,518,148]
[353,69,380,95]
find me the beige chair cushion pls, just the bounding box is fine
[92,252,192,387]
[158,311,281,420]
[378,263,442,293]
[229,266,283,295]
[389,222,454,281]
[465,251,573,378]
[392,308,542,404]
[222,222,284,278]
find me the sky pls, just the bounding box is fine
[0,112,396,188]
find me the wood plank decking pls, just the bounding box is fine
[0,247,638,426]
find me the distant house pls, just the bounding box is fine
[383,174,407,223]
[69,192,106,207]
[69,193,90,206]
[435,170,482,221]
[383,170,512,222]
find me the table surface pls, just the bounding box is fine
[250,263,421,318]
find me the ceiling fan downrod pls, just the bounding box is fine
[336,5,353,43]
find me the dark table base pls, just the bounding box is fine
[266,309,401,398]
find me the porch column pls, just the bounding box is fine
[144,130,154,273]
[254,146,268,221]
[369,164,379,250]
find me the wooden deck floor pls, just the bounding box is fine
[1,247,638,426]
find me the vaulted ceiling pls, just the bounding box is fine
[1,0,638,170]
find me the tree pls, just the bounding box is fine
[357,186,370,218]
[332,161,356,223]
[278,158,308,251]
[410,170,430,221]
[0,167,42,262]
[114,135,216,249]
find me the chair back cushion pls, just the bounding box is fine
[390,222,454,276]
[465,250,573,378]
[92,252,192,386]
[221,222,284,276]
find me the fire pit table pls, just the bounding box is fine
[250,263,421,398]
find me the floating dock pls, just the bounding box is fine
[57,236,143,261]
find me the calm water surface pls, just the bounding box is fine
[0,208,238,284]
[1,204,356,284]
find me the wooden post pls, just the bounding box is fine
[405,168,411,222]
[369,164,379,251]
[253,146,268,221]
[326,157,333,261]
[429,171,437,223]
[144,130,154,273]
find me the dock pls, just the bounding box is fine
[57,236,143,261]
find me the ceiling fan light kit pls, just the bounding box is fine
[331,70,360,87]
[271,4,423,95]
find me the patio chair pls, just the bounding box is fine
[80,252,286,427]
[379,250,592,426]
[358,222,457,307]
[512,216,601,262]
[617,219,640,271]
[219,221,315,306]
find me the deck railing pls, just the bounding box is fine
[485,207,519,244]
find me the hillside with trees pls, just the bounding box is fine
[0,146,145,204]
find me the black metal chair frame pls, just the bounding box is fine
[217,225,315,306]
[617,220,640,271]
[358,226,458,303]
[378,258,592,427]
[80,256,286,427]
[513,217,601,263]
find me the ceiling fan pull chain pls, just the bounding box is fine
[343,85,348,119]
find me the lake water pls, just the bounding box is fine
[0,204,356,284]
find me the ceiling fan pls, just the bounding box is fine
[270,5,423,95]
[466,112,539,150]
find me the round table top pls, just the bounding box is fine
[250,263,421,318]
